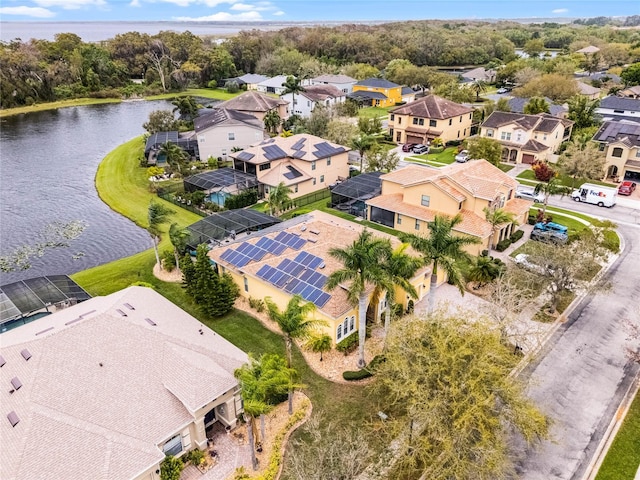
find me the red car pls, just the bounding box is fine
[402,143,416,152]
[618,181,636,196]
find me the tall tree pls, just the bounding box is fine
[326,230,393,368]
[523,96,550,114]
[371,313,549,479]
[267,181,292,216]
[483,206,517,250]
[147,201,173,270]
[264,295,325,413]
[351,134,375,173]
[263,109,281,135]
[282,75,305,114]
[567,95,600,129]
[400,214,480,313]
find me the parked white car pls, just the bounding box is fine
[515,187,545,203]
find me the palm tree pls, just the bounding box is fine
[159,142,188,174]
[147,201,174,270]
[326,230,393,368]
[267,181,292,216]
[483,206,517,251]
[350,134,374,174]
[263,109,281,135]
[282,75,305,115]
[471,79,487,101]
[304,333,332,361]
[400,214,480,314]
[264,295,325,413]
[533,177,570,217]
[378,243,422,346]
[523,97,550,115]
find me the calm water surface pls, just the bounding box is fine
[0,101,171,284]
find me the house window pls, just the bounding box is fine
[415,219,420,230]
[259,162,271,171]
[612,147,623,158]
[501,132,512,141]
[429,119,437,127]
[390,114,395,121]
[421,195,430,207]
[449,119,452,126]
[486,128,494,137]
[327,157,331,166]
[313,178,317,185]
[320,175,324,183]
[337,324,342,340]
[243,277,248,292]
[228,133,235,141]
[397,214,402,225]
[163,435,183,457]
[311,161,316,170]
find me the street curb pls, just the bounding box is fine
[582,373,640,480]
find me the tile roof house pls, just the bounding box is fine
[507,97,569,118]
[256,75,290,95]
[310,74,357,94]
[480,111,573,164]
[194,108,265,161]
[350,77,402,107]
[208,210,429,346]
[280,84,346,118]
[592,120,640,181]
[216,91,289,131]
[230,133,350,199]
[0,286,248,480]
[388,94,474,144]
[596,96,640,124]
[366,160,531,254]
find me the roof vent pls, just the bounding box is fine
[20,349,31,361]
[0,355,5,368]
[7,411,20,427]
[124,303,135,310]
[10,377,22,391]
[116,309,128,317]
[145,318,157,326]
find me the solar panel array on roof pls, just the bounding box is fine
[262,145,288,161]
[219,232,307,268]
[236,151,255,161]
[283,166,303,180]
[256,251,331,308]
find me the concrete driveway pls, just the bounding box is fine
[514,224,640,479]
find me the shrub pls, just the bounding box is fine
[495,238,512,252]
[336,333,358,355]
[510,230,524,242]
[248,297,265,313]
[161,250,177,272]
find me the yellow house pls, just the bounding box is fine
[388,94,474,145]
[593,120,640,181]
[230,133,350,199]
[350,78,402,107]
[366,160,531,255]
[480,111,573,164]
[208,211,429,345]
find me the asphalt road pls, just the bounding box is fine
[514,222,640,479]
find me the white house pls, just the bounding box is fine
[0,286,248,480]
[194,108,265,161]
[256,75,290,95]
[280,84,346,118]
[310,74,358,94]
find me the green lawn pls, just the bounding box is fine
[0,97,122,118]
[517,170,616,189]
[146,88,241,102]
[595,392,640,480]
[358,106,392,119]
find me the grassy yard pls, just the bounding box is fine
[595,391,640,480]
[0,97,122,118]
[358,106,392,119]
[517,169,616,189]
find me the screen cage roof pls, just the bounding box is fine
[331,172,383,204]
[0,275,91,325]
[184,168,259,193]
[187,209,281,249]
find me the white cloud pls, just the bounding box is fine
[0,5,55,17]
[33,0,106,9]
[174,10,262,21]
[552,8,568,13]
[273,10,284,15]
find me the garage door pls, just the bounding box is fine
[407,135,423,144]
[522,154,535,164]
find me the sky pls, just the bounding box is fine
[0,0,638,22]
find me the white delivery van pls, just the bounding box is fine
[571,183,617,207]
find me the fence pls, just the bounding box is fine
[280,188,331,211]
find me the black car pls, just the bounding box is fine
[412,144,429,154]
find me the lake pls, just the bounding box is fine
[0,100,172,284]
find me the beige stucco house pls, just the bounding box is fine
[194,108,265,161]
[0,286,248,480]
[216,91,289,131]
[366,160,531,255]
[231,134,350,199]
[480,111,573,164]
[593,120,640,181]
[388,95,474,145]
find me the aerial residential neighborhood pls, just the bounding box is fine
[1,6,639,480]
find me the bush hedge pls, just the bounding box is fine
[495,238,512,252]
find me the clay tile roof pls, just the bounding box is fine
[217,91,288,112]
[390,94,473,119]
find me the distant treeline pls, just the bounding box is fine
[1,20,639,109]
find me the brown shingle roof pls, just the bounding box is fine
[217,91,288,113]
[390,94,473,119]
